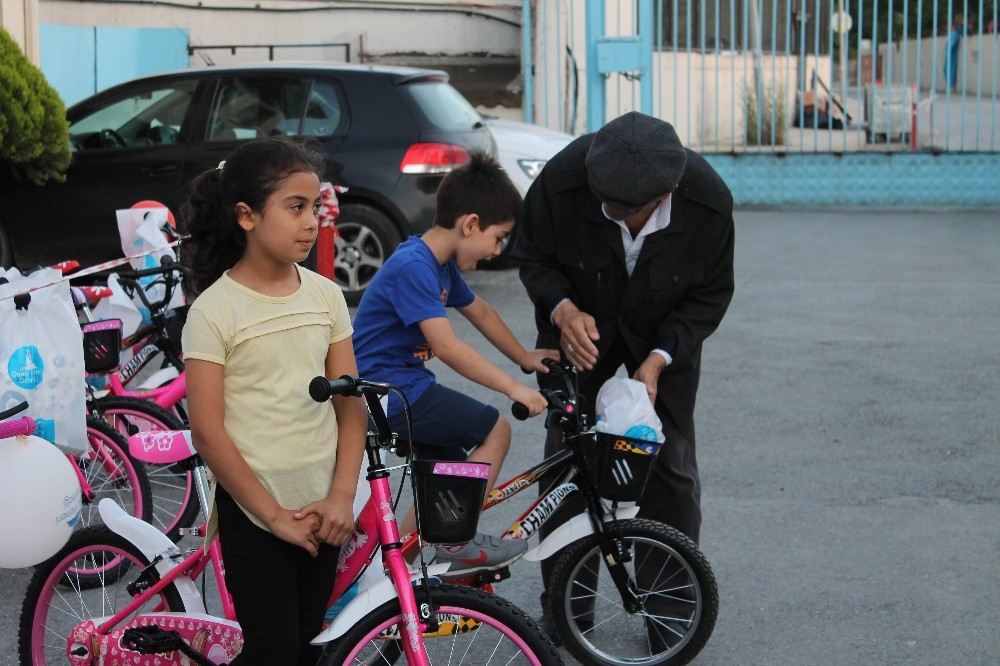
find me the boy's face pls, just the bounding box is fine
[456,217,515,270]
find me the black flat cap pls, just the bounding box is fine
[585,112,687,207]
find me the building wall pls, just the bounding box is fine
[39,0,521,64]
[1,0,39,62]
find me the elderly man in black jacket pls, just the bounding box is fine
[513,112,734,637]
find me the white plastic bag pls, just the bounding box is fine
[0,269,87,454]
[116,208,185,318]
[593,377,665,443]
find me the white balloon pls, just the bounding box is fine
[0,435,82,568]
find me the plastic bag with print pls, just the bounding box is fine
[0,268,87,454]
[593,376,665,443]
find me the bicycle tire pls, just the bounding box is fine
[18,525,187,665]
[319,583,563,665]
[91,396,198,541]
[547,518,718,665]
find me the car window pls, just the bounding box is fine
[402,81,482,132]
[207,77,345,141]
[69,80,197,151]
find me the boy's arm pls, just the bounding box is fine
[458,296,558,372]
[420,316,547,415]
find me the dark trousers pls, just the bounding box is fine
[216,487,339,666]
[538,340,702,610]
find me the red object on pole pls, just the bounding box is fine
[910,85,918,152]
[316,224,337,280]
[316,182,345,281]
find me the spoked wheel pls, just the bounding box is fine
[18,526,187,666]
[91,396,198,541]
[319,583,562,665]
[69,418,153,587]
[547,518,718,665]
[78,418,152,530]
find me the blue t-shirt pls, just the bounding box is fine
[353,236,475,414]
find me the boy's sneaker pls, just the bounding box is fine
[429,533,528,577]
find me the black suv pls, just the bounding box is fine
[0,63,494,302]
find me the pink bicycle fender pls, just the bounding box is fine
[128,430,197,464]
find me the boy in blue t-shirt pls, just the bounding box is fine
[353,153,556,575]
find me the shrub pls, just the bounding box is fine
[0,28,70,184]
[743,82,787,147]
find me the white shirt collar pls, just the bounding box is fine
[601,194,673,240]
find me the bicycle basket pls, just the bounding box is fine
[81,319,123,374]
[412,460,490,545]
[584,432,664,502]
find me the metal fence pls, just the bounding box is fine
[526,0,999,153]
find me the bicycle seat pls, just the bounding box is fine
[128,430,197,465]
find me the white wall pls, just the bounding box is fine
[1,0,39,63]
[39,0,521,63]
[882,33,999,95]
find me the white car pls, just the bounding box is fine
[485,118,574,196]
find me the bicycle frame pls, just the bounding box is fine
[87,385,445,665]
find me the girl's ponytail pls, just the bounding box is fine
[182,167,246,295]
[181,137,325,295]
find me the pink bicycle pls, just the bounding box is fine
[73,262,197,540]
[18,376,561,665]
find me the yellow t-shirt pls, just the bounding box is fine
[181,265,353,534]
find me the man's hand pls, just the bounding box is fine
[633,352,668,405]
[521,348,561,373]
[268,508,323,556]
[553,302,600,370]
[295,496,355,546]
[508,383,549,417]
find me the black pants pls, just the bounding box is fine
[216,487,339,666]
[538,340,701,610]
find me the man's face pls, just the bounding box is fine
[602,194,669,227]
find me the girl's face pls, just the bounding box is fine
[239,170,322,265]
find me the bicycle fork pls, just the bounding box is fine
[368,464,434,665]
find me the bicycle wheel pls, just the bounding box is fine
[79,417,152,529]
[547,518,718,665]
[319,583,563,665]
[91,396,198,541]
[18,526,187,666]
[67,418,154,587]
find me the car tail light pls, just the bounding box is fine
[399,143,470,174]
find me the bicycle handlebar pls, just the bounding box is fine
[309,375,392,402]
[0,402,35,439]
[511,359,580,423]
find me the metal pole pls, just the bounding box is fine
[523,0,534,123]
[586,0,606,131]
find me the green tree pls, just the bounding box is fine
[0,28,70,185]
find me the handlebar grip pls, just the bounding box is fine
[309,375,357,402]
[511,402,530,421]
[0,415,36,439]
[0,401,29,422]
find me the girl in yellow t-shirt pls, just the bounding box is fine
[181,137,367,665]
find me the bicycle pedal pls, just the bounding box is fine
[122,625,184,654]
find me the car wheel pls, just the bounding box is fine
[0,223,13,268]
[334,203,402,305]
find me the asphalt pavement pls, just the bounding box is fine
[2,207,997,665]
